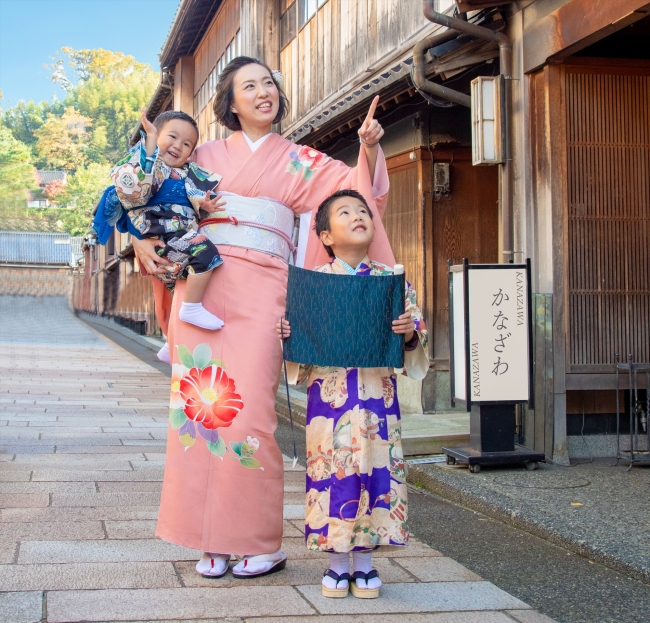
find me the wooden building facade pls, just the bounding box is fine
[72,0,650,460]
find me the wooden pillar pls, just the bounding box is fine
[174,56,195,116]
[240,0,280,69]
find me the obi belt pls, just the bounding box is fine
[199,193,297,264]
[92,179,192,245]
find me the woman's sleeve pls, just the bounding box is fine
[110,135,163,209]
[284,361,313,385]
[291,145,394,269]
[402,282,430,381]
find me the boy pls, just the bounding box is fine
[277,189,429,599]
[109,110,224,333]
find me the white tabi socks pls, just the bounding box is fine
[323,552,350,590]
[179,302,224,330]
[195,552,230,577]
[353,551,382,590]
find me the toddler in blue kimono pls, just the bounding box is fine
[95,110,225,334]
[277,190,428,600]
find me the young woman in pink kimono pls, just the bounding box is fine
[132,56,395,579]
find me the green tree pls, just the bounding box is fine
[0,123,38,207]
[34,106,93,171]
[2,99,65,152]
[47,162,112,236]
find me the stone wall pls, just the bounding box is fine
[0,266,72,297]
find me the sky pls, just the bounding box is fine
[0,0,180,106]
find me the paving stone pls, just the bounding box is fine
[0,520,105,541]
[0,507,159,523]
[0,482,95,494]
[0,561,180,591]
[296,581,529,614]
[56,445,165,454]
[282,520,304,538]
[32,468,163,481]
[0,591,42,623]
[46,586,315,622]
[105,520,157,539]
[51,492,161,507]
[283,504,305,519]
[0,471,31,482]
[0,540,18,563]
[246,614,517,623]
[0,493,49,508]
[18,538,199,563]
[98,481,162,493]
[506,611,559,623]
[14,455,140,467]
[394,557,483,582]
[176,556,413,588]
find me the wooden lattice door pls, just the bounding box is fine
[565,61,650,371]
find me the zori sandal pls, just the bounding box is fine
[321,569,351,598]
[350,570,381,599]
[231,551,288,578]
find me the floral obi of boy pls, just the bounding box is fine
[199,193,296,263]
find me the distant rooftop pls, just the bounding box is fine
[36,171,67,186]
[0,231,74,266]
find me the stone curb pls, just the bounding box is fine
[405,463,650,586]
[76,311,165,354]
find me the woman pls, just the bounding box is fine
[133,56,395,579]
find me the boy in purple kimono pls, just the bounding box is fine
[277,190,429,599]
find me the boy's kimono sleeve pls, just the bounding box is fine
[110,135,167,209]
[403,282,430,381]
[184,162,223,216]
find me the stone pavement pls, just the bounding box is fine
[0,296,556,623]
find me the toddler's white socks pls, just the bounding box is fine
[179,302,224,330]
[323,552,350,590]
[157,342,170,363]
[353,551,381,590]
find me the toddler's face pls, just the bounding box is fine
[157,119,198,168]
[321,197,375,253]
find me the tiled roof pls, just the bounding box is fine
[0,231,73,266]
[36,171,67,186]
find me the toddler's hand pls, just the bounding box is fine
[392,311,414,343]
[276,318,291,340]
[199,194,227,214]
[141,109,158,137]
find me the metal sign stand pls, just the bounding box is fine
[443,259,545,473]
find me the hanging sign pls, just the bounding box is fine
[449,260,533,407]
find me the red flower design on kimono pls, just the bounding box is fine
[296,145,328,171]
[179,365,243,429]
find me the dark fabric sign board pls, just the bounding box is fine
[283,265,405,368]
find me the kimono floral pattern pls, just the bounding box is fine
[299,258,428,552]
[169,343,263,470]
[286,145,330,181]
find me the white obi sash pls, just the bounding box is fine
[198,192,297,264]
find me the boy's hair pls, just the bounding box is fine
[314,189,373,258]
[152,111,199,143]
[213,56,289,131]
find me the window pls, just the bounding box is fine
[298,0,318,29]
[281,3,297,50]
[236,29,241,56]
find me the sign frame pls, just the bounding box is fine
[449,259,534,409]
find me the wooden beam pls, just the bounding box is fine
[523,0,650,73]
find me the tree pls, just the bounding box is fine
[48,162,112,236]
[2,99,65,152]
[0,123,38,207]
[34,106,92,171]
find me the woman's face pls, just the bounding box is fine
[230,63,279,133]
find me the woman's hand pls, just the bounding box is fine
[132,238,178,276]
[358,96,384,148]
[276,318,291,340]
[199,194,228,214]
[392,311,415,343]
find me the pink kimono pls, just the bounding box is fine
[156,131,394,555]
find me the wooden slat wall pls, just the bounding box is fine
[280,0,426,131]
[565,62,650,370]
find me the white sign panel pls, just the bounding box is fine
[467,267,530,403]
[451,269,466,403]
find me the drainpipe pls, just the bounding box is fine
[422,0,514,264]
[412,30,471,107]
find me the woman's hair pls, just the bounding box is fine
[213,56,289,131]
[314,189,373,258]
[153,110,199,141]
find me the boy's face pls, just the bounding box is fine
[157,119,198,168]
[320,196,375,254]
